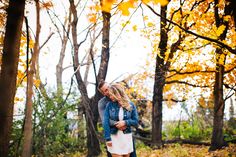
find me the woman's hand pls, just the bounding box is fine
[115,120,126,130]
[106,141,112,147]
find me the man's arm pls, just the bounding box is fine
[103,103,112,142]
[98,97,107,123]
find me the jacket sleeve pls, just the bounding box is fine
[125,102,139,127]
[98,97,109,124]
[103,103,112,141]
[109,119,117,126]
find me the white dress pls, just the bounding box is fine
[107,107,133,155]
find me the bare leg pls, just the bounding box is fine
[112,154,122,157]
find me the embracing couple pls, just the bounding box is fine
[98,80,139,157]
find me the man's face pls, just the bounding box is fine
[100,83,110,97]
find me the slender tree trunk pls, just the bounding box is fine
[21,0,40,156]
[55,10,71,135]
[69,0,101,156]
[151,5,167,147]
[0,0,25,156]
[56,10,71,96]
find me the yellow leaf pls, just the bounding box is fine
[153,0,169,6]
[101,0,116,13]
[88,13,97,23]
[34,79,41,88]
[15,97,24,103]
[142,0,151,4]
[223,15,231,22]
[147,22,154,27]
[132,25,137,31]
[143,16,148,21]
[216,25,226,37]
[118,2,133,16]
[218,54,225,65]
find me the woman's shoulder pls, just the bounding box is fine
[129,101,135,107]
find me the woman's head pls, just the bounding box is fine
[108,83,131,111]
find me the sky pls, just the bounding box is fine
[24,0,151,92]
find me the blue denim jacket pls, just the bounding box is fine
[103,101,139,141]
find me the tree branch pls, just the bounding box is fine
[165,80,210,88]
[145,4,236,55]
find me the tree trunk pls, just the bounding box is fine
[69,0,102,156]
[209,0,230,151]
[151,5,167,147]
[56,10,71,96]
[21,0,40,156]
[0,0,25,156]
[209,55,228,151]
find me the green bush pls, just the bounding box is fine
[163,118,212,141]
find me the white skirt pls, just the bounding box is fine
[107,130,133,155]
[107,130,134,155]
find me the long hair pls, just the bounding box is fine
[109,83,131,111]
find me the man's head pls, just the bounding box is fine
[98,79,110,97]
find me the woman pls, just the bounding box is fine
[103,84,139,157]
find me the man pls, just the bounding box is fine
[98,80,137,157]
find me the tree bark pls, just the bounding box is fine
[210,59,227,151]
[209,0,230,151]
[151,5,167,147]
[0,0,25,156]
[69,0,103,156]
[21,0,40,156]
[56,10,71,96]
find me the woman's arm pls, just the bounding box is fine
[124,103,139,127]
[110,119,117,126]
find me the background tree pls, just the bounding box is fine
[0,0,26,156]
[21,0,40,156]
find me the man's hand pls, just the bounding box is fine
[115,120,126,130]
[106,141,112,147]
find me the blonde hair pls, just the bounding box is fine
[109,83,131,111]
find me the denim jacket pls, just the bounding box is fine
[103,101,139,141]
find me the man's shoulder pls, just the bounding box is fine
[98,97,109,104]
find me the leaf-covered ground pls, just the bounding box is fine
[135,143,236,157]
[62,143,236,157]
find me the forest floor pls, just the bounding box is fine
[67,143,236,157]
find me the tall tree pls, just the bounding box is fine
[69,0,109,155]
[21,0,40,156]
[151,4,167,147]
[209,0,231,151]
[0,0,26,156]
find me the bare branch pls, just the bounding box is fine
[39,32,54,50]
[163,98,186,103]
[165,80,210,88]
[168,69,215,75]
